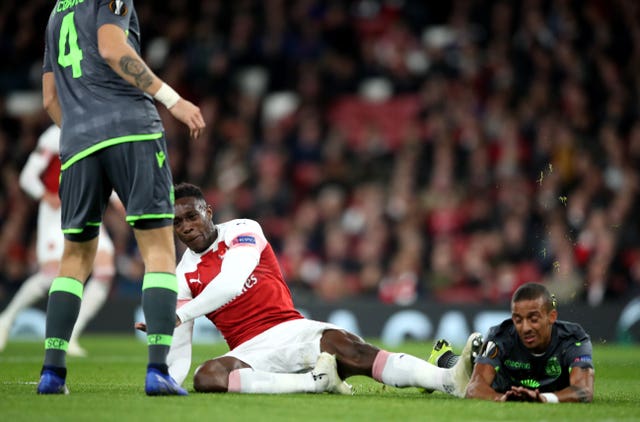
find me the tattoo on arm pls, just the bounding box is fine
[119,55,153,89]
[568,385,590,403]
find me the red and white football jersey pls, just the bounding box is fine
[176,219,303,350]
[20,125,61,200]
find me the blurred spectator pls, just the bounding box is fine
[1,0,639,307]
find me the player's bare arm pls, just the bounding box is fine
[42,72,62,126]
[97,24,205,139]
[549,367,594,403]
[465,362,503,401]
[118,55,154,90]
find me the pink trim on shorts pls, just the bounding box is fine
[372,350,391,382]
[228,369,242,392]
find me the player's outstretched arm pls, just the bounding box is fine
[465,363,504,401]
[97,24,205,139]
[544,367,594,403]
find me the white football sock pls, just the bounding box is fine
[227,368,322,393]
[0,272,51,323]
[70,277,110,342]
[372,350,449,391]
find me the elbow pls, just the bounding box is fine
[464,383,477,399]
[98,43,119,66]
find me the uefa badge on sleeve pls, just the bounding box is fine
[109,0,128,16]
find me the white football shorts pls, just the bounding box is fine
[36,201,114,263]
[224,318,353,373]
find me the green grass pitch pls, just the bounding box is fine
[1,336,638,421]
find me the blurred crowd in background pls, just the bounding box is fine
[1,0,639,307]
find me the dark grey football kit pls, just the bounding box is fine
[475,320,594,392]
[43,0,173,240]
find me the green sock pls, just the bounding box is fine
[43,277,83,368]
[141,273,177,367]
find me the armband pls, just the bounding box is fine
[153,83,180,109]
[541,392,559,403]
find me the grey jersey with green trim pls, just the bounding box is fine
[476,319,594,393]
[43,0,163,165]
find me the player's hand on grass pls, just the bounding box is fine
[503,386,540,402]
[169,98,205,140]
[497,389,520,401]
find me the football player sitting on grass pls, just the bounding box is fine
[136,182,483,396]
[427,283,594,403]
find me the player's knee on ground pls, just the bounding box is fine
[193,359,235,393]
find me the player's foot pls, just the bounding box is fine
[423,338,456,394]
[37,368,69,395]
[145,367,188,396]
[67,340,88,358]
[428,339,457,368]
[0,314,11,352]
[311,352,353,395]
[428,334,484,369]
[449,332,483,398]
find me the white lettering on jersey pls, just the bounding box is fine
[242,274,258,293]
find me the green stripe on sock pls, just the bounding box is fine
[142,273,178,293]
[44,337,69,351]
[49,277,84,299]
[147,334,173,346]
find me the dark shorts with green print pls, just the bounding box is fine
[60,136,174,242]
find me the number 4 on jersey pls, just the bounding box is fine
[58,12,83,78]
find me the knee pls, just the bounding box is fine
[193,360,231,393]
[321,330,379,375]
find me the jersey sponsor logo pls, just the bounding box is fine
[504,359,530,370]
[109,0,128,16]
[242,274,258,292]
[482,341,499,359]
[232,235,256,246]
[56,0,84,13]
[573,355,592,363]
[545,357,562,377]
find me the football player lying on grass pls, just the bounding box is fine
[427,283,594,403]
[137,182,483,395]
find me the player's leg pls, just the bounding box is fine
[192,356,250,392]
[68,229,115,357]
[134,224,186,396]
[321,329,482,397]
[200,319,351,394]
[38,155,106,394]
[194,354,347,394]
[105,138,185,395]
[38,237,98,394]
[0,263,56,351]
[133,225,181,375]
[1,202,63,351]
[427,335,484,369]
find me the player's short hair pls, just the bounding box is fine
[512,282,557,312]
[174,182,205,202]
